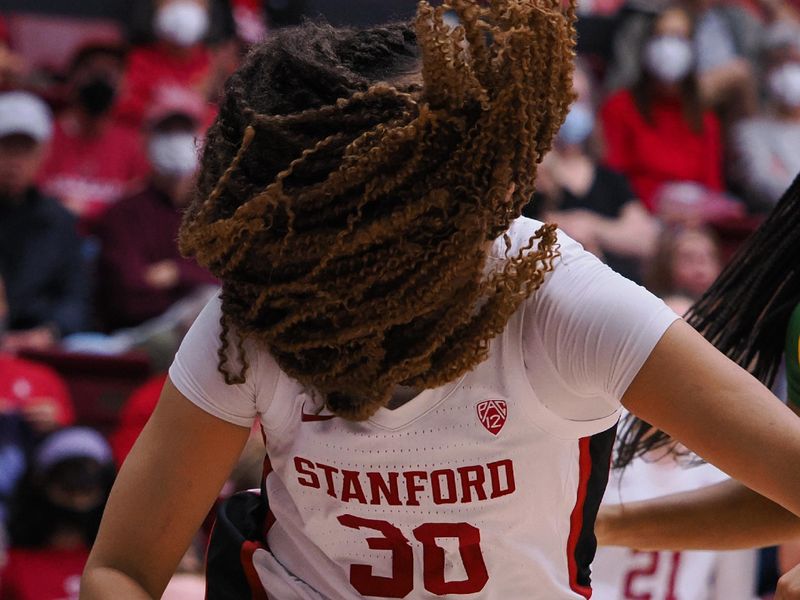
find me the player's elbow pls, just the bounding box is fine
[80,563,156,600]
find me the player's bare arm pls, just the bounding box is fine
[596,479,800,551]
[81,380,250,599]
[621,319,800,521]
[778,565,800,600]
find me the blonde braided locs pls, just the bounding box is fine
[180,1,577,420]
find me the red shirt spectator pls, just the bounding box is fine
[601,6,725,213]
[39,44,151,229]
[0,354,74,431]
[39,117,150,229]
[0,547,88,600]
[601,89,723,211]
[115,0,213,127]
[116,43,211,128]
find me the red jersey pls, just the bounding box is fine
[0,547,88,600]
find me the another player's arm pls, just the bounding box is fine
[620,320,800,522]
[778,564,800,600]
[81,379,251,600]
[596,479,800,551]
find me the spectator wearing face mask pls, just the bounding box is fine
[601,6,724,213]
[38,45,151,232]
[0,427,115,600]
[733,30,800,208]
[0,92,90,353]
[606,1,760,121]
[94,90,217,331]
[525,61,659,282]
[116,0,213,128]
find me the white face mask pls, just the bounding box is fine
[154,1,210,48]
[558,103,595,146]
[148,132,199,177]
[644,36,695,84]
[768,62,800,109]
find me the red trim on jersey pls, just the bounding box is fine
[262,454,277,541]
[203,519,216,600]
[301,401,336,422]
[240,541,269,600]
[567,436,593,599]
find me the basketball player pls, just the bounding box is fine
[592,415,757,600]
[596,481,800,600]
[82,3,800,599]
[597,172,800,599]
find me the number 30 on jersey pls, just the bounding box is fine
[338,514,489,597]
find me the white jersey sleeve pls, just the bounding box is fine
[169,294,278,428]
[519,222,679,423]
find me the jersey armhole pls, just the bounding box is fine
[514,300,620,440]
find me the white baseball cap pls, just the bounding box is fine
[35,427,113,473]
[0,91,54,143]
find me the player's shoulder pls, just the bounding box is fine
[490,217,583,261]
[490,217,590,287]
[182,293,281,381]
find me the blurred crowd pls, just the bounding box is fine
[0,0,799,598]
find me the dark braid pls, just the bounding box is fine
[615,173,800,469]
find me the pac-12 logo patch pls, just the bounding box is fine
[476,399,507,436]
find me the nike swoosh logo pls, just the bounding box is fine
[301,402,336,422]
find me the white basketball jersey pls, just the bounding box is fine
[170,218,679,599]
[592,444,757,600]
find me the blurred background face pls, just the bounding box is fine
[643,8,695,87]
[670,229,721,298]
[148,114,200,204]
[654,7,692,40]
[44,459,106,513]
[0,134,46,198]
[70,51,125,118]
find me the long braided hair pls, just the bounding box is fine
[180,1,577,421]
[615,173,800,468]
